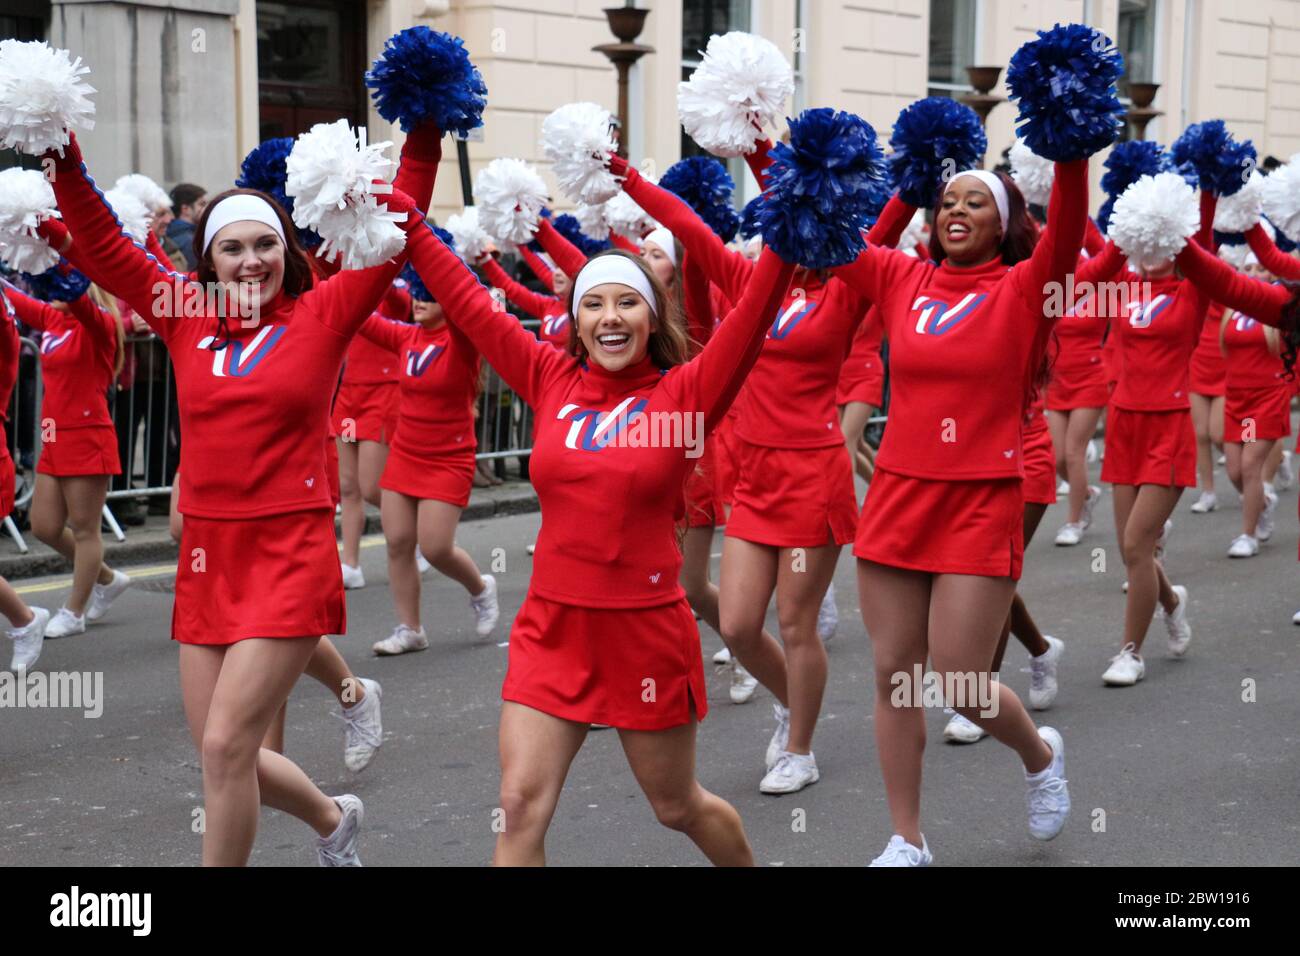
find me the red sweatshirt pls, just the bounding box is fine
[4,283,117,431]
[1221,311,1288,390]
[0,289,20,466]
[1245,224,1300,281]
[520,245,556,291]
[1052,241,1128,379]
[831,159,1089,480]
[479,256,570,348]
[48,129,439,518]
[403,221,795,607]
[356,315,480,456]
[1176,240,1293,326]
[534,218,588,281]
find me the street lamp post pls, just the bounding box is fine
[593,3,654,158]
[959,66,1006,166]
[1125,82,1162,140]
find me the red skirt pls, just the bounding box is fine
[712,414,740,513]
[332,381,399,445]
[1046,357,1109,410]
[1224,384,1293,443]
[379,443,476,506]
[172,509,345,646]
[1100,407,1196,488]
[1021,423,1058,505]
[37,424,120,477]
[502,593,707,731]
[726,439,858,548]
[1189,338,1227,397]
[683,444,721,529]
[0,454,13,517]
[325,435,341,507]
[856,468,1024,579]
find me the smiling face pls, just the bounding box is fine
[576,282,655,372]
[938,176,1003,266]
[209,220,285,312]
[641,241,675,287]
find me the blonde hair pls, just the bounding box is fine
[86,284,127,377]
[565,249,691,368]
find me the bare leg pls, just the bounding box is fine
[304,636,365,707]
[719,536,789,706]
[417,498,485,595]
[0,578,34,628]
[1118,484,1184,653]
[1190,393,1216,495]
[1240,439,1275,536]
[337,439,365,568]
[381,489,421,629]
[993,503,1050,670]
[680,525,721,634]
[1064,407,1104,523]
[774,542,840,754]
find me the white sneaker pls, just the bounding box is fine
[7,606,49,671]
[1190,491,1218,514]
[1218,453,1226,466]
[1086,439,1098,463]
[45,607,85,639]
[317,794,364,866]
[1054,522,1083,546]
[1102,642,1144,686]
[765,702,791,771]
[759,751,819,794]
[338,678,382,772]
[1293,608,1300,626]
[525,542,536,556]
[1161,584,1191,657]
[869,834,933,867]
[415,548,432,574]
[816,583,838,643]
[470,574,499,637]
[712,645,732,665]
[1227,533,1259,558]
[1256,491,1278,542]
[1029,635,1064,710]
[1025,727,1070,840]
[1055,478,1070,496]
[1080,484,1102,530]
[1278,451,1294,491]
[942,710,987,743]
[85,570,131,622]
[340,563,366,590]
[730,660,758,704]
[372,623,428,656]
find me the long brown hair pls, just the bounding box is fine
[564,249,691,368]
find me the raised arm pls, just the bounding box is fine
[1013,159,1089,318]
[0,298,19,417]
[519,245,557,291]
[1196,191,1217,252]
[1175,239,1292,327]
[744,137,775,191]
[666,249,796,433]
[1084,217,1106,257]
[2,283,60,333]
[534,218,589,281]
[404,222,571,407]
[865,195,918,249]
[610,156,753,303]
[479,254,562,320]
[1075,240,1127,286]
[1244,223,1300,281]
[355,313,406,354]
[390,124,443,222]
[65,290,121,349]
[680,250,715,355]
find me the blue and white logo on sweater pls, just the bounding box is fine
[911,293,987,336]
[198,325,286,378]
[40,329,75,356]
[769,299,817,340]
[405,343,445,378]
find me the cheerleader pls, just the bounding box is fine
[606,146,915,794]
[46,118,439,865]
[356,268,499,656]
[0,286,50,670]
[401,208,797,865]
[835,305,885,483]
[477,248,571,349]
[1188,302,1227,514]
[3,279,132,638]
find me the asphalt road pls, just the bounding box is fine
[3,461,1299,867]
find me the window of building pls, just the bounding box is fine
[1117,0,1157,97]
[256,0,366,141]
[681,0,752,200]
[928,0,977,98]
[1,1,49,173]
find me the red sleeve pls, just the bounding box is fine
[619,166,753,303]
[405,222,572,408]
[0,300,18,422]
[610,233,639,254]
[681,251,714,355]
[520,245,556,291]
[865,195,918,249]
[1245,223,1300,281]
[3,284,58,332]
[534,218,588,281]
[664,249,796,433]
[914,242,931,261]
[1197,192,1217,252]
[832,242,929,317]
[1012,159,1089,319]
[1175,240,1292,326]
[744,138,775,191]
[480,256,561,320]
[355,313,406,354]
[145,229,172,267]
[66,292,119,349]
[390,124,442,223]
[1084,217,1106,257]
[1075,241,1127,285]
[380,283,411,321]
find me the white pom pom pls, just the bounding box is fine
[473,158,548,246]
[1009,138,1054,207]
[0,167,61,273]
[0,40,96,156]
[446,206,492,262]
[114,173,171,215]
[1219,243,1252,269]
[1261,153,1300,241]
[575,201,611,241]
[103,187,152,242]
[896,209,928,251]
[678,32,794,158]
[605,189,657,241]
[1109,172,1200,270]
[540,103,620,205]
[1214,169,1264,234]
[285,119,404,269]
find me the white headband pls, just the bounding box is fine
[202,194,287,254]
[946,170,1010,235]
[643,227,677,269]
[572,255,658,318]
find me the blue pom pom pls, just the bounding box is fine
[236,138,322,249]
[21,260,91,303]
[1095,199,1115,235]
[366,27,487,136]
[659,157,740,242]
[1171,120,1256,197]
[1006,23,1124,162]
[400,262,435,304]
[1214,230,1246,247]
[756,108,888,269]
[740,196,763,240]
[889,97,987,208]
[1100,140,1170,198]
[1270,217,1298,254]
[430,224,456,253]
[552,214,610,257]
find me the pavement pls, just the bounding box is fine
[2,458,1299,867]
